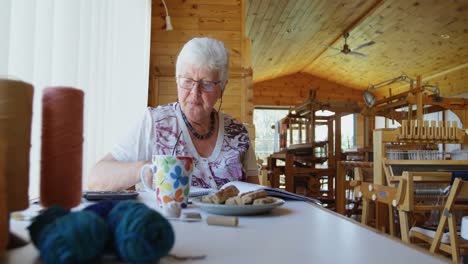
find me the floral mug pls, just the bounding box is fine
[140,155,193,208]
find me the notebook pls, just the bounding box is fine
[189,186,215,197]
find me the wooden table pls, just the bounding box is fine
[3,191,448,263]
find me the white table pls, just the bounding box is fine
[3,192,448,263]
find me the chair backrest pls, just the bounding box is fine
[399,171,453,212]
[429,177,468,263]
[396,171,454,242]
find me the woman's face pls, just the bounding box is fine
[177,64,223,123]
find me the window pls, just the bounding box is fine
[1,1,152,198]
[253,108,289,163]
[341,114,357,150]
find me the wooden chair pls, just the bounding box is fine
[398,171,455,243]
[410,177,468,263]
[352,167,405,236]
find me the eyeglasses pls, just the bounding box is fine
[178,77,221,92]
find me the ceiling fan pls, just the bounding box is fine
[327,32,375,58]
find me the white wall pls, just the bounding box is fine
[0,0,152,199]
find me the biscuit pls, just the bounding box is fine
[253,197,275,205]
[201,195,215,203]
[211,185,240,204]
[241,190,267,204]
[225,196,242,205]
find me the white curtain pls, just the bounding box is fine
[0,0,152,198]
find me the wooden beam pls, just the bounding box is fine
[424,61,468,81]
[416,76,423,123]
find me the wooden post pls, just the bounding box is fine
[373,130,384,185]
[332,114,342,199]
[310,109,315,144]
[241,68,254,124]
[241,32,253,124]
[416,76,423,124]
[463,106,468,149]
[328,119,335,166]
[464,106,468,129]
[336,162,345,215]
[364,116,370,147]
[285,153,294,193]
[288,117,293,146]
[148,77,160,107]
[335,114,342,166]
[372,129,394,234]
[364,115,374,148]
[298,120,303,144]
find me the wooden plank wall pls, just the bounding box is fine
[149,0,253,124]
[253,72,364,106]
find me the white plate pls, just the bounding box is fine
[192,197,284,216]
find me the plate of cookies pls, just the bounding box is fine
[192,185,284,216]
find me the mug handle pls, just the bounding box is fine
[139,163,155,193]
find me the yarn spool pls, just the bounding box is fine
[0,140,8,253]
[107,200,175,263]
[0,79,33,211]
[28,207,110,264]
[40,87,84,209]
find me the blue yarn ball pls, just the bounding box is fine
[28,206,69,247]
[84,199,121,219]
[107,200,175,263]
[28,208,111,264]
[84,200,122,254]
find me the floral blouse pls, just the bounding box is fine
[111,103,257,189]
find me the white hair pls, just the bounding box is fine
[175,37,229,90]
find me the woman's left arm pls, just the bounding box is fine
[244,145,259,184]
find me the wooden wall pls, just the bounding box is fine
[253,72,364,106]
[149,0,253,124]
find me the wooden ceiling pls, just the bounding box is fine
[246,0,468,97]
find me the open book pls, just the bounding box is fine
[189,181,321,205]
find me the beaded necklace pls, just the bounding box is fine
[180,109,215,140]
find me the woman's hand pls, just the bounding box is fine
[88,153,148,191]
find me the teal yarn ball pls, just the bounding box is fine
[107,201,175,263]
[28,206,69,247]
[28,208,111,264]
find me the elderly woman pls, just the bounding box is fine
[88,37,258,191]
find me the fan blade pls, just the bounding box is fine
[325,46,342,51]
[353,41,375,51]
[348,51,367,58]
[324,52,344,58]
